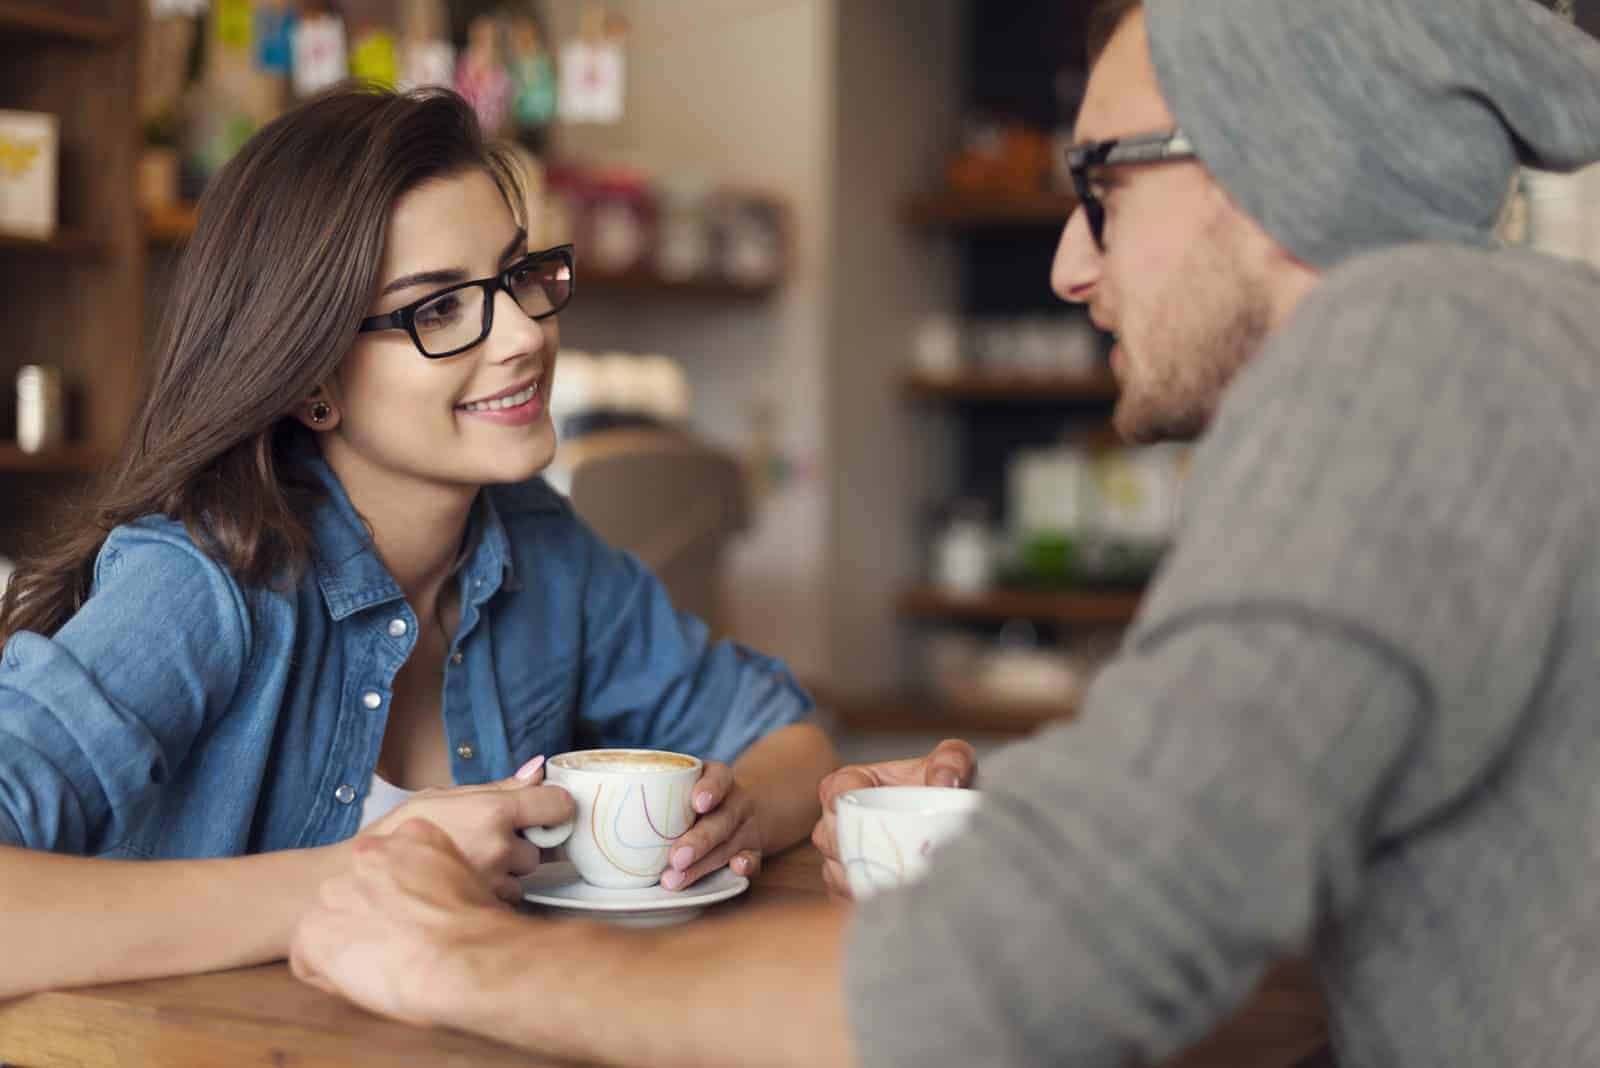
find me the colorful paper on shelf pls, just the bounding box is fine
[399,39,455,91]
[256,4,297,75]
[292,15,347,97]
[350,29,399,88]
[558,40,624,124]
[152,0,208,15]
[213,0,252,51]
[0,111,58,239]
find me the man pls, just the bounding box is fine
[289,1,1600,1064]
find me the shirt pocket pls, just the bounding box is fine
[501,653,580,757]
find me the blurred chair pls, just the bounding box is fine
[546,428,750,635]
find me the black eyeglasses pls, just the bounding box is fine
[1065,129,1195,251]
[358,244,576,358]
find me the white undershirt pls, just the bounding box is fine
[358,773,417,830]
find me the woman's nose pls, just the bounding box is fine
[484,288,547,363]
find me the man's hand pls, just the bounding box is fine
[290,819,521,1029]
[810,739,978,899]
[364,757,574,903]
[661,760,764,891]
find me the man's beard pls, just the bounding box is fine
[1112,223,1271,445]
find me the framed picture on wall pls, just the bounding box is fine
[0,111,58,239]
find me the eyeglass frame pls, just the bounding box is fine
[1065,128,1196,251]
[357,243,576,359]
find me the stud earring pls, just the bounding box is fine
[310,401,332,424]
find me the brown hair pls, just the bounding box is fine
[1087,0,1143,64]
[0,84,524,643]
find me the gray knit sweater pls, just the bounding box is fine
[847,243,1600,1067]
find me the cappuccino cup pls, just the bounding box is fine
[835,786,981,900]
[523,748,703,888]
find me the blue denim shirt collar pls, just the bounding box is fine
[300,450,527,621]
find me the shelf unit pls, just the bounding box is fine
[0,442,110,472]
[826,688,1078,738]
[147,201,781,300]
[0,228,109,259]
[897,584,1142,628]
[0,2,121,42]
[903,189,1078,229]
[903,367,1118,403]
[0,4,142,528]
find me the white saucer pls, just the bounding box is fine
[520,862,750,927]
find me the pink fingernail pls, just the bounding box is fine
[672,846,694,869]
[515,755,546,781]
[695,791,713,811]
[661,870,684,890]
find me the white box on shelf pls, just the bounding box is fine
[0,111,59,239]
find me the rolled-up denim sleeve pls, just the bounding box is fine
[0,523,250,854]
[575,533,813,766]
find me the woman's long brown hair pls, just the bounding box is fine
[0,84,523,643]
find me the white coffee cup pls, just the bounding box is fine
[835,786,981,900]
[523,748,703,889]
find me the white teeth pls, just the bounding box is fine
[460,380,539,412]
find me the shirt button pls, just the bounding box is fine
[334,784,356,805]
[387,618,408,638]
[362,691,382,710]
[456,744,476,760]
[450,650,464,665]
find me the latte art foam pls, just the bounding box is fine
[553,750,698,773]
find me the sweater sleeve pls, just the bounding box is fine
[845,247,1592,1066]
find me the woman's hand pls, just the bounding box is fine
[811,739,977,900]
[660,760,763,890]
[363,757,574,903]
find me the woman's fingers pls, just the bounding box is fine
[690,761,736,814]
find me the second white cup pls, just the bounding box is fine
[836,786,981,900]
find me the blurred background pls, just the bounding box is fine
[2,0,1598,768]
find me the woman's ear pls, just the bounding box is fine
[292,394,341,433]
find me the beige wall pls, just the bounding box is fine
[826,0,964,694]
[543,0,837,679]
[542,0,966,698]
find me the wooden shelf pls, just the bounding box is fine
[898,584,1142,627]
[0,2,121,42]
[903,367,1118,403]
[0,442,110,472]
[904,189,1078,229]
[143,202,197,245]
[146,202,779,297]
[579,266,780,300]
[825,688,1077,737]
[0,227,108,259]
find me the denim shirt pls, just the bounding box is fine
[0,456,812,859]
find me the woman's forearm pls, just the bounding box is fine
[732,721,837,854]
[0,840,353,1000]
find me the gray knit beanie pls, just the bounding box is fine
[1144,0,1600,269]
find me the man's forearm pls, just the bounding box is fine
[454,901,857,1068]
[733,721,837,854]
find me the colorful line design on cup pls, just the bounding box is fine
[591,782,691,878]
[839,814,913,892]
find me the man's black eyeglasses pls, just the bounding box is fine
[1065,129,1195,251]
[358,244,576,359]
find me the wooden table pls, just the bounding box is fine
[0,845,1327,1067]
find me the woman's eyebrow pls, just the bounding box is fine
[378,229,529,297]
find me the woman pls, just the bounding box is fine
[0,85,833,998]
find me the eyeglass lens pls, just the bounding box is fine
[413,255,573,356]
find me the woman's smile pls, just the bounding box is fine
[455,373,547,425]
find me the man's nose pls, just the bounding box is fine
[1051,207,1099,305]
